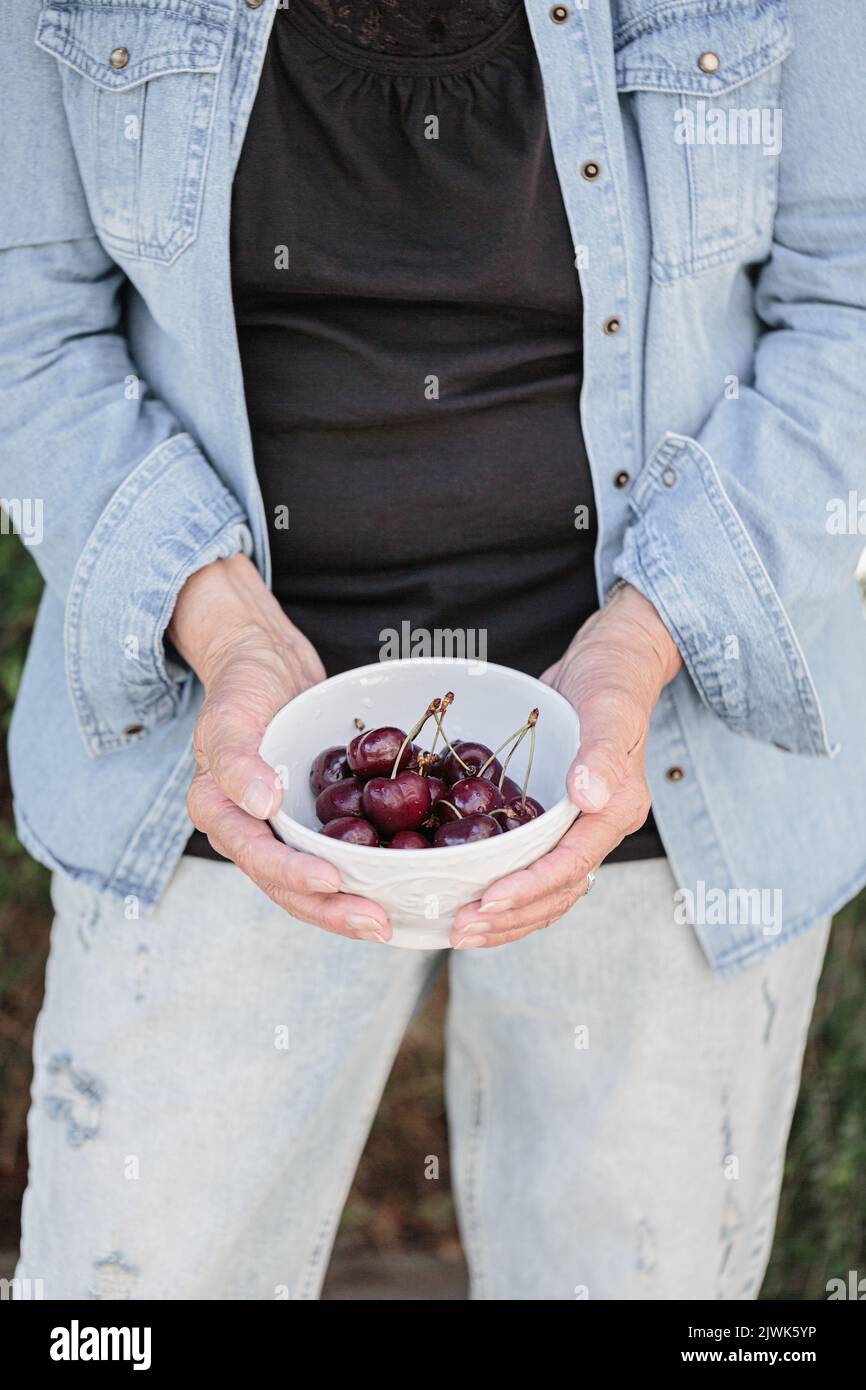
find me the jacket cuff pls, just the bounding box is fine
[65,433,253,757]
[613,433,834,756]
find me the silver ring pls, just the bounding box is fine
[585,870,597,895]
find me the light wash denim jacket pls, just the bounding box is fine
[2,0,866,977]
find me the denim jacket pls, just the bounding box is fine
[2,0,866,976]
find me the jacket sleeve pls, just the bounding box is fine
[613,0,866,757]
[0,3,252,758]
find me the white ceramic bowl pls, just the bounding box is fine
[260,657,580,949]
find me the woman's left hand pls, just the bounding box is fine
[450,583,683,949]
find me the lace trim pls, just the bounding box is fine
[286,0,525,75]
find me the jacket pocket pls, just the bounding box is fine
[35,0,231,265]
[614,0,794,283]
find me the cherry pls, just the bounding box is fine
[425,775,447,807]
[409,752,446,807]
[347,726,413,779]
[403,744,428,772]
[315,778,364,824]
[434,777,504,824]
[500,795,546,831]
[319,816,379,846]
[388,830,433,849]
[309,745,350,796]
[433,813,503,847]
[309,694,541,851]
[362,770,431,834]
[443,741,502,785]
[454,759,503,786]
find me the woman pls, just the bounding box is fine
[3,0,866,1299]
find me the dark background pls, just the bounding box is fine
[1,535,864,1299]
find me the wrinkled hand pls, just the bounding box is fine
[169,554,392,943]
[450,584,683,949]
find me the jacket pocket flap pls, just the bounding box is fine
[35,0,231,91]
[614,0,794,96]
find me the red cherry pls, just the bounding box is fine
[433,813,503,847]
[315,778,364,823]
[425,775,447,806]
[347,726,412,778]
[388,830,433,849]
[434,777,504,824]
[361,771,431,834]
[444,740,502,786]
[499,775,521,800]
[500,795,546,831]
[309,745,350,796]
[319,816,379,845]
[403,743,427,772]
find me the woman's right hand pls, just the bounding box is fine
[167,553,392,943]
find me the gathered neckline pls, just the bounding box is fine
[282,0,526,78]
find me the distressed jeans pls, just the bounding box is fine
[16,856,829,1300]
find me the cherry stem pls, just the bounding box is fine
[437,799,463,820]
[479,718,533,778]
[427,692,454,760]
[390,699,441,780]
[520,718,537,808]
[430,706,473,773]
[497,726,528,789]
[496,708,540,799]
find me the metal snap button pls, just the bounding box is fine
[581,161,601,181]
[613,470,630,489]
[246,0,264,8]
[109,47,130,69]
[123,723,144,736]
[603,316,622,335]
[550,5,569,23]
[698,51,720,73]
[665,766,685,782]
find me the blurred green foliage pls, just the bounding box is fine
[0,534,864,1293]
[0,536,47,903]
[0,536,51,1236]
[762,895,866,1297]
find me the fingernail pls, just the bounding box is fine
[457,920,486,935]
[578,772,610,811]
[358,930,389,944]
[454,934,486,949]
[306,876,340,893]
[478,898,512,914]
[347,914,388,939]
[242,778,277,818]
